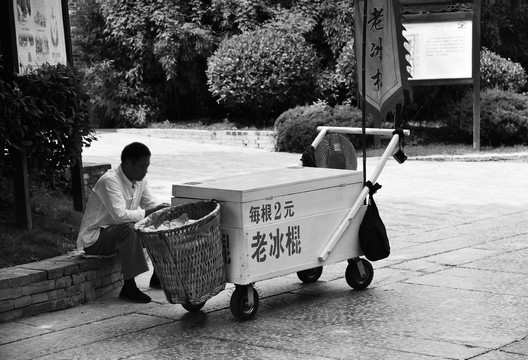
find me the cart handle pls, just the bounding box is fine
[317,131,406,262]
[312,127,410,149]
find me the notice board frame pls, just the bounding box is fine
[400,0,481,149]
[2,0,74,74]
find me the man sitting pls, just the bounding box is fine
[77,142,170,303]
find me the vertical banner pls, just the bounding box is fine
[354,0,412,121]
[14,0,67,74]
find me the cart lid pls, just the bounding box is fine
[172,167,363,203]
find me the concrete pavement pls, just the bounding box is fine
[1,131,527,359]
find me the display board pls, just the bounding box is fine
[403,20,472,80]
[13,0,67,74]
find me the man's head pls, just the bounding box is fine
[121,142,151,182]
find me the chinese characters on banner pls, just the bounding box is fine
[14,0,68,74]
[354,0,412,122]
[248,200,302,263]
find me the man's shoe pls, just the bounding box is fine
[119,286,151,303]
[149,272,162,289]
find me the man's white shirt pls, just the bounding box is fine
[77,165,160,249]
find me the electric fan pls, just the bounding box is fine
[314,133,358,170]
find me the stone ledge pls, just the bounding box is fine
[0,253,123,323]
[112,128,276,150]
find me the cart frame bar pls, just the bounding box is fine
[313,127,410,262]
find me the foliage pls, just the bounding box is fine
[335,39,357,103]
[81,61,158,128]
[274,102,365,152]
[77,0,363,125]
[74,1,528,126]
[207,28,320,124]
[480,48,527,92]
[210,0,320,35]
[99,0,214,81]
[403,84,470,123]
[0,63,95,176]
[482,4,528,88]
[320,0,355,58]
[78,0,217,124]
[448,88,528,147]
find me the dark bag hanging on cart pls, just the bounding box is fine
[359,182,390,261]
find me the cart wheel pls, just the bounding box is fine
[181,300,206,312]
[230,285,259,321]
[345,258,373,290]
[297,266,323,283]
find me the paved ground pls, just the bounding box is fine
[1,132,528,359]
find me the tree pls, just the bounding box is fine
[79,0,217,125]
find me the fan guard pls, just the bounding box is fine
[314,134,358,170]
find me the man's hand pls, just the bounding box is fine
[145,203,171,217]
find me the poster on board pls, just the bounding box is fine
[13,0,67,74]
[403,20,472,80]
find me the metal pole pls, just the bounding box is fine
[361,0,368,185]
[472,0,481,150]
[316,127,411,137]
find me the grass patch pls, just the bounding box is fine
[0,190,82,269]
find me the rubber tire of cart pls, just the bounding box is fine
[345,259,374,290]
[297,266,323,283]
[230,285,259,321]
[181,300,206,312]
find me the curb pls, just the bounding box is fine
[408,153,528,162]
[109,128,276,151]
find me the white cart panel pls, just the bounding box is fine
[219,206,367,284]
[172,167,366,285]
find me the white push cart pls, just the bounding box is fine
[172,127,409,320]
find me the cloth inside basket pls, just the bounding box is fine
[142,212,197,232]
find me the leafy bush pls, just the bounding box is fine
[207,28,320,125]
[274,103,366,153]
[481,48,527,92]
[448,88,528,147]
[0,63,95,177]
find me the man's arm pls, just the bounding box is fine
[140,180,170,216]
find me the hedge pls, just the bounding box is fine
[449,88,528,146]
[274,103,365,153]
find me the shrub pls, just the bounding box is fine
[207,28,320,125]
[448,88,528,146]
[0,63,95,176]
[480,48,527,92]
[274,103,366,153]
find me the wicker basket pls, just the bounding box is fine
[135,201,226,305]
